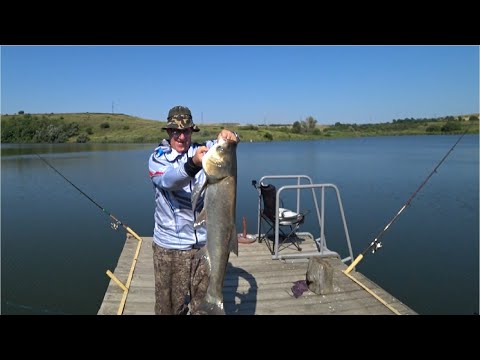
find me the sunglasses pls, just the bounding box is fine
[169,128,193,138]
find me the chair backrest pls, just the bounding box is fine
[261,183,306,225]
[260,183,277,222]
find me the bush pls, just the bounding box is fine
[63,122,80,137]
[86,127,94,135]
[263,132,273,141]
[291,121,302,134]
[33,124,68,143]
[426,125,440,132]
[239,125,258,131]
[100,122,110,129]
[76,134,90,143]
[441,121,461,132]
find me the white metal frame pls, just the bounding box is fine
[255,175,354,263]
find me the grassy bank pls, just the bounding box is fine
[1,112,478,144]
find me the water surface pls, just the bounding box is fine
[2,135,478,314]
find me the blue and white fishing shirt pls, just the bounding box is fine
[148,139,216,250]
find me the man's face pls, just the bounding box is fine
[168,128,193,153]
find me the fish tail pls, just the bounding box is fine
[193,301,225,315]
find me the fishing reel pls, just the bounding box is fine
[111,220,120,231]
[371,241,383,254]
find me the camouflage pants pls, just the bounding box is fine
[152,243,208,315]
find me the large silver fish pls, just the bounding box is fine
[192,137,238,315]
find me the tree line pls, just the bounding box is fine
[1,114,90,143]
[1,112,478,144]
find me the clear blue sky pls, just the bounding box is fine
[1,46,478,125]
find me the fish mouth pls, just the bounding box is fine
[203,141,231,173]
[208,158,223,167]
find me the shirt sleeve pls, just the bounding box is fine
[148,140,217,190]
[148,151,191,191]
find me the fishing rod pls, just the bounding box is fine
[35,153,142,242]
[344,132,467,274]
[36,153,143,315]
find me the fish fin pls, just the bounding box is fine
[230,224,238,256]
[191,180,207,213]
[194,208,207,229]
[194,246,211,275]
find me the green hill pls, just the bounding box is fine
[1,112,478,144]
[1,112,167,143]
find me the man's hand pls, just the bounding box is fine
[192,146,208,167]
[218,129,240,143]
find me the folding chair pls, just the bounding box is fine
[257,183,306,254]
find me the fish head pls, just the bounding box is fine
[202,138,237,181]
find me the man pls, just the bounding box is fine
[148,105,239,315]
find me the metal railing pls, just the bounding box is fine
[254,175,354,263]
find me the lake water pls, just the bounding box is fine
[1,135,478,315]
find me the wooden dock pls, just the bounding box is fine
[98,234,417,315]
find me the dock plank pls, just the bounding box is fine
[98,235,416,315]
